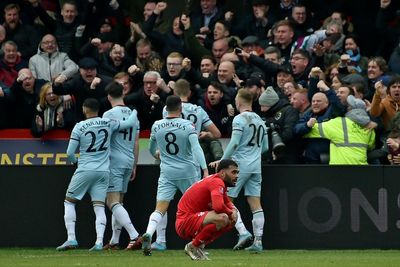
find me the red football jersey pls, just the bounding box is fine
[177,174,234,217]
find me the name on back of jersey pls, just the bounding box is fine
[78,120,109,133]
[153,121,186,133]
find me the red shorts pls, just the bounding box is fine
[175,211,209,240]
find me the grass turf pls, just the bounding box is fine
[0,249,399,267]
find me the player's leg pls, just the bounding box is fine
[184,211,232,260]
[56,170,90,251]
[151,177,197,251]
[228,172,253,250]
[107,168,141,250]
[152,211,167,251]
[245,196,264,251]
[56,196,79,251]
[105,192,122,249]
[244,173,264,252]
[142,200,169,255]
[88,171,109,251]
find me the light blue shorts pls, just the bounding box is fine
[108,168,132,193]
[156,175,198,201]
[66,170,109,202]
[227,172,261,198]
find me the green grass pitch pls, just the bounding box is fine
[0,249,400,267]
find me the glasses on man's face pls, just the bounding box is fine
[167,62,181,67]
[290,56,306,61]
[143,80,157,85]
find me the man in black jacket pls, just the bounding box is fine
[52,57,112,122]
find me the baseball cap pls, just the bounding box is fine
[79,57,98,69]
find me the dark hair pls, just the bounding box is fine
[217,159,238,172]
[292,48,310,61]
[105,81,123,98]
[368,57,389,73]
[83,98,100,112]
[165,95,181,112]
[264,45,281,57]
[209,81,225,93]
[215,20,231,32]
[387,75,400,90]
[343,33,361,49]
[201,55,217,65]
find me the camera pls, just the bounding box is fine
[234,48,242,55]
[269,123,285,156]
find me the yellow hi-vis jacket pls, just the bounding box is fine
[305,117,375,165]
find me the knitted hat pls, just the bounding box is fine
[347,95,366,110]
[259,86,279,107]
[346,95,370,126]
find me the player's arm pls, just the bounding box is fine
[119,109,138,130]
[261,127,269,154]
[221,130,242,159]
[131,130,140,181]
[66,138,79,164]
[200,123,221,139]
[189,133,209,177]
[210,185,233,215]
[149,136,158,158]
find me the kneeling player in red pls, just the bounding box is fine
[175,159,239,260]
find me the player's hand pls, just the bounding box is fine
[230,208,238,225]
[130,166,137,181]
[209,160,220,169]
[154,150,160,160]
[0,87,4,97]
[202,168,209,178]
[199,131,211,139]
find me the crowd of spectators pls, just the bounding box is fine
[0,0,400,165]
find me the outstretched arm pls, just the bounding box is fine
[189,133,208,177]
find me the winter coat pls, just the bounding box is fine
[29,46,78,81]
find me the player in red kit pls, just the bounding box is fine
[175,159,239,260]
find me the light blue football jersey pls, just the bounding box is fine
[103,106,140,169]
[70,117,120,171]
[231,111,267,173]
[150,117,198,180]
[162,102,212,134]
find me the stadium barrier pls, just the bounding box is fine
[1,165,399,249]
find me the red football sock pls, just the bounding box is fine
[193,223,233,247]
